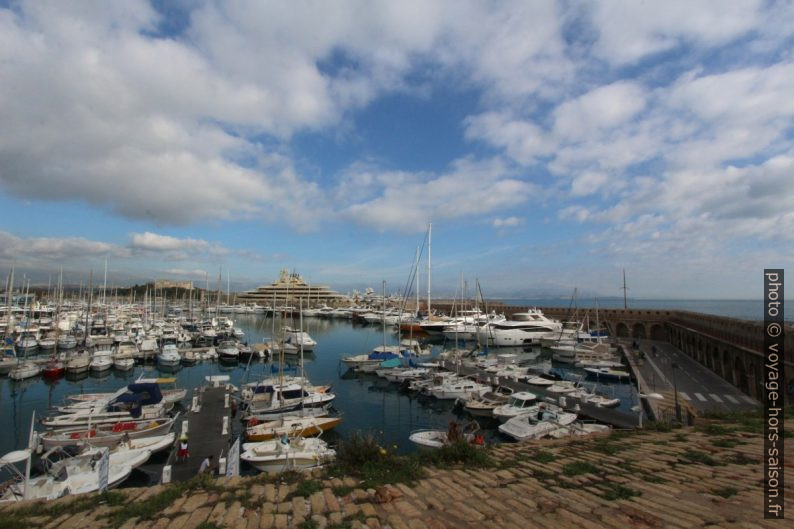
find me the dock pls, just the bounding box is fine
[168,378,233,482]
[442,359,641,429]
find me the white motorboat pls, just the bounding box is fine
[244,415,342,442]
[498,410,578,441]
[283,327,317,352]
[524,375,556,387]
[428,378,490,400]
[217,340,240,362]
[15,334,39,354]
[114,357,135,371]
[65,352,91,374]
[460,387,513,418]
[584,367,631,381]
[56,334,78,350]
[0,448,134,502]
[244,383,336,419]
[546,381,578,394]
[408,429,479,449]
[157,344,181,366]
[240,437,335,473]
[38,337,57,351]
[42,402,168,428]
[90,350,113,372]
[341,345,408,369]
[569,389,621,408]
[492,392,540,423]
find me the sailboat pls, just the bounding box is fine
[342,280,410,371]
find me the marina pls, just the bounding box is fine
[0,288,776,495]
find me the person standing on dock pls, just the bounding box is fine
[177,434,189,463]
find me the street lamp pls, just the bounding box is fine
[671,362,681,423]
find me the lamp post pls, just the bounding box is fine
[671,362,681,423]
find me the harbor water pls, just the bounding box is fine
[0,313,636,462]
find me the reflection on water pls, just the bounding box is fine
[0,314,635,456]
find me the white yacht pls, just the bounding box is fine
[499,409,578,441]
[217,340,240,362]
[240,437,335,474]
[476,308,561,347]
[428,377,491,400]
[283,327,317,352]
[90,350,113,372]
[157,344,181,366]
[492,392,540,423]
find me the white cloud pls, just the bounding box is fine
[492,216,523,228]
[343,157,535,232]
[589,0,763,65]
[0,231,127,265]
[553,81,647,140]
[129,232,229,260]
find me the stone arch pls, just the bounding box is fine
[615,322,629,338]
[746,360,758,399]
[650,324,665,341]
[697,339,704,364]
[733,356,748,393]
[711,347,720,373]
[722,349,732,382]
[632,323,646,340]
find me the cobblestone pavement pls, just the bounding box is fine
[3,423,791,529]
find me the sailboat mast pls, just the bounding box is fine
[102,257,108,306]
[414,246,419,315]
[622,268,628,310]
[426,223,431,317]
[382,280,386,350]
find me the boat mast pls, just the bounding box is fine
[84,270,93,346]
[621,268,628,310]
[414,246,419,316]
[426,223,431,318]
[102,257,108,306]
[381,280,386,350]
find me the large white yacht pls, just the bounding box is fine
[475,308,561,347]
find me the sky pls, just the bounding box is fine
[1,0,793,299]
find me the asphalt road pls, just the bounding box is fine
[633,339,760,415]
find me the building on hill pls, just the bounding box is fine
[155,279,194,290]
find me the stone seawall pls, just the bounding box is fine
[3,417,790,529]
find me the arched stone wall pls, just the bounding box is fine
[615,322,629,338]
[650,324,666,341]
[632,323,646,339]
[733,356,748,393]
[722,349,732,382]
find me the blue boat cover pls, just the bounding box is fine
[379,358,402,368]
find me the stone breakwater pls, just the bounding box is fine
[2,423,791,529]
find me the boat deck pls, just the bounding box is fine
[168,384,233,482]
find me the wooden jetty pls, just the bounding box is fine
[167,377,234,482]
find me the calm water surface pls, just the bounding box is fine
[0,314,637,458]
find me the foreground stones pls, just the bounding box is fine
[2,424,791,528]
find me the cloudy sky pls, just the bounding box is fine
[1,0,792,298]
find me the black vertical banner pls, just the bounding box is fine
[764,269,784,519]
